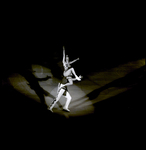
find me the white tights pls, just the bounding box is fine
[49,88,72,110]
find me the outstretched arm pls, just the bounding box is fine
[71,75,82,81]
[69,58,79,65]
[59,76,82,90]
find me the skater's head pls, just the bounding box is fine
[66,55,71,67]
[66,55,69,63]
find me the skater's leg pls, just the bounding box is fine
[49,89,65,111]
[63,92,72,112]
[64,68,81,81]
[59,79,73,90]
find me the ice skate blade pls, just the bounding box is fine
[63,108,70,112]
[47,107,53,112]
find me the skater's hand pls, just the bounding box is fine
[58,84,64,92]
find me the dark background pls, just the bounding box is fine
[2,4,145,145]
[3,4,144,74]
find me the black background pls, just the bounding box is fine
[2,3,145,145]
[3,4,144,72]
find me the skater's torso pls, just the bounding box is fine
[58,76,70,96]
[59,68,73,95]
[61,76,71,84]
[63,62,71,71]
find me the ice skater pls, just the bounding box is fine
[48,46,82,112]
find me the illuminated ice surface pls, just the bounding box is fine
[8,64,94,117]
[7,58,145,118]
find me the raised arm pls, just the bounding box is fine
[69,58,79,65]
[62,46,66,64]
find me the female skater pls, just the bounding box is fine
[48,46,82,112]
[59,46,81,89]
